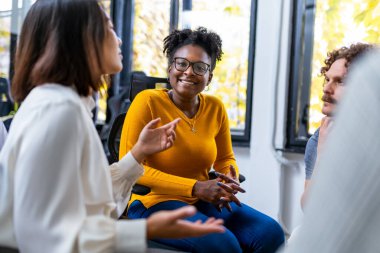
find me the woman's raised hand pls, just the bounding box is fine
[131,118,180,163]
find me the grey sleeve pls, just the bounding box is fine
[304,129,319,179]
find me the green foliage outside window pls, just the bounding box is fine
[132,0,250,130]
[309,0,380,133]
[132,0,169,77]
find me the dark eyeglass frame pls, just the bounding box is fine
[172,57,211,76]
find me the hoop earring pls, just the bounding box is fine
[204,85,210,92]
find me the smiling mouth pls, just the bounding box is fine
[179,79,196,85]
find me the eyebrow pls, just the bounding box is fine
[325,73,346,81]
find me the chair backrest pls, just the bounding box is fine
[0,77,13,118]
[107,72,169,195]
[107,112,127,164]
[107,71,170,164]
[129,71,170,101]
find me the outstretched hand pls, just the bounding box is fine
[147,206,225,239]
[131,118,180,163]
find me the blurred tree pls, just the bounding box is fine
[309,0,380,133]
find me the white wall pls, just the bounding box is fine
[233,0,306,235]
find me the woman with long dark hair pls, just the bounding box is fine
[0,1,224,252]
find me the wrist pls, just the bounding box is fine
[192,181,200,197]
[146,217,153,239]
[131,143,146,163]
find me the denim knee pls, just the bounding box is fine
[254,218,285,253]
[191,229,242,253]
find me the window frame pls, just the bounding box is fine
[112,0,257,146]
[286,0,316,153]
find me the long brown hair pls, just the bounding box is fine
[12,0,108,102]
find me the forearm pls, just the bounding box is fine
[138,166,197,197]
[110,152,144,216]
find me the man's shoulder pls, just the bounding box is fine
[309,128,320,142]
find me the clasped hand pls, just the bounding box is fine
[192,166,246,212]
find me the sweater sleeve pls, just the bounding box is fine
[213,101,239,176]
[110,152,144,216]
[137,164,196,197]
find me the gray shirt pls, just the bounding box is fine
[304,128,319,180]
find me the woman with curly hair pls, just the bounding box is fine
[120,27,285,253]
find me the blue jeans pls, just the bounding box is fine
[128,200,284,253]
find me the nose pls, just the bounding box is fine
[117,36,122,46]
[323,80,334,94]
[184,63,195,75]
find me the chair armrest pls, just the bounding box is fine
[132,171,246,196]
[132,184,151,195]
[208,171,246,183]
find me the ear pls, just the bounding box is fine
[167,66,172,84]
[207,72,213,84]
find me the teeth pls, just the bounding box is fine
[180,80,194,85]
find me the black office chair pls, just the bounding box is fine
[107,72,171,195]
[0,77,15,130]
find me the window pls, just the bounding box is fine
[179,0,255,143]
[0,0,36,80]
[287,0,380,152]
[0,0,112,124]
[132,0,170,77]
[116,0,257,145]
[308,0,380,133]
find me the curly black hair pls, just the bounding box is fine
[320,42,374,76]
[163,27,223,71]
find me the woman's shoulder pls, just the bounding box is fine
[25,84,83,110]
[134,89,169,103]
[201,93,225,108]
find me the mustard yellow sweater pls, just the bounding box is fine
[119,89,239,208]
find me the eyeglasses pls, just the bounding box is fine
[172,57,211,76]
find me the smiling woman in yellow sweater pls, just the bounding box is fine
[119,27,284,253]
[120,88,236,208]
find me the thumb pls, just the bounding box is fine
[166,206,196,221]
[145,118,161,129]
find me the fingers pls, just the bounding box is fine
[176,219,225,235]
[214,171,240,186]
[220,195,242,208]
[215,204,222,213]
[165,137,174,149]
[217,181,245,194]
[229,165,237,179]
[195,219,202,225]
[166,128,177,141]
[204,217,224,226]
[219,200,233,212]
[145,118,161,129]
[161,118,181,131]
[166,206,196,221]
[205,217,215,223]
